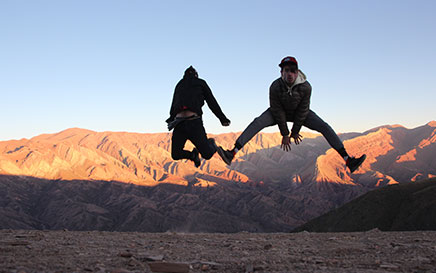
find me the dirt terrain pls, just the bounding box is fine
[1,229,435,273]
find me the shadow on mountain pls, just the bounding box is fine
[292,178,436,232]
[0,173,366,233]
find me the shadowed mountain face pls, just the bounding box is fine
[293,178,436,232]
[0,121,435,232]
[0,175,362,232]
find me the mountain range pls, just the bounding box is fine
[293,177,436,232]
[1,121,435,231]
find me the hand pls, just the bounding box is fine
[221,120,231,126]
[291,133,303,145]
[281,135,291,152]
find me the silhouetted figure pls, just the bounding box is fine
[216,56,366,173]
[167,66,230,167]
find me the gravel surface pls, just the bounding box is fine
[1,229,435,272]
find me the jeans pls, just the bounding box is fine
[235,108,344,152]
[171,118,216,160]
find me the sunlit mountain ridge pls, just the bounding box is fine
[1,121,435,187]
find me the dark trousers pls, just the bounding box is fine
[171,118,216,161]
[236,108,344,152]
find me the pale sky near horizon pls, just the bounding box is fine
[1,0,435,141]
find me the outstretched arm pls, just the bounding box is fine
[203,81,230,126]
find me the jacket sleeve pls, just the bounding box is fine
[166,85,179,123]
[202,81,230,124]
[291,82,312,135]
[269,81,290,136]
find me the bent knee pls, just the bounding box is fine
[171,152,184,160]
[201,152,214,160]
[199,148,215,160]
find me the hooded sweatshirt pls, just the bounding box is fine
[166,74,229,124]
[269,70,312,136]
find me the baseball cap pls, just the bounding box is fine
[279,56,298,68]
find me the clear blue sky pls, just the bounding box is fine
[1,0,435,141]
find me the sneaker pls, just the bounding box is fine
[192,148,201,168]
[346,154,366,173]
[216,146,234,166]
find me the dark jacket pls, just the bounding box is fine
[269,70,312,136]
[166,75,229,124]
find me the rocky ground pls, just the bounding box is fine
[1,229,435,273]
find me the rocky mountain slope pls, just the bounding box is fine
[293,178,436,232]
[0,174,363,232]
[1,121,435,186]
[1,121,435,232]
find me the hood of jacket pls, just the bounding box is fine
[286,70,307,95]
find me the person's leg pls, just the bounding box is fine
[171,123,194,160]
[171,122,201,167]
[235,108,276,149]
[303,110,366,173]
[217,108,276,165]
[186,119,216,160]
[303,110,344,152]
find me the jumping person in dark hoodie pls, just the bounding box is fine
[216,56,366,173]
[166,66,230,167]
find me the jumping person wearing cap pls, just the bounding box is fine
[166,66,231,167]
[216,57,366,173]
